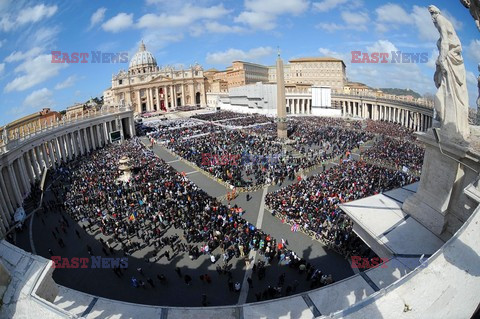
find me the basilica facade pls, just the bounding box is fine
[104,42,208,114]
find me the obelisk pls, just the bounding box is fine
[276,49,288,139]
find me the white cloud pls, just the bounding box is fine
[89,8,107,29]
[317,10,369,32]
[235,11,276,30]
[466,39,480,64]
[235,0,309,30]
[313,0,348,12]
[55,75,77,90]
[318,48,348,60]
[23,88,54,108]
[137,4,230,29]
[374,5,457,42]
[4,47,43,63]
[0,63,4,75]
[376,4,411,24]
[366,40,398,54]
[29,26,60,47]
[102,13,133,33]
[0,3,58,32]
[206,46,274,65]
[4,54,67,92]
[204,21,246,34]
[16,4,57,25]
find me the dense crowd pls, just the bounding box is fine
[51,139,333,301]
[365,120,416,140]
[265,160,419,257]
[362,137,425,173]
[192,111,249,122]
[219,115,273,127]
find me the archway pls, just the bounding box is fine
[195,92,201,106]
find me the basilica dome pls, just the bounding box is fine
[129,41,157,70]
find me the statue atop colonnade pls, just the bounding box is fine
[429,5,470,140]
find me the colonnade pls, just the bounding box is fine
[0,112,135,237]
[286,98,311,115]
[338,99,433,132]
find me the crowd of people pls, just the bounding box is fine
[362,137,425,173]
[219,115,273,127]
[265,160,419,257]
[365,120,416,140]
[49,138,333,303]
[192,111,249,122]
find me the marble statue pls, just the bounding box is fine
[461,0,480,31]
[429,5,470,140]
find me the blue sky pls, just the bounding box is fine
[0,0,479,126]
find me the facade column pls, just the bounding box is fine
[66,133,73,160]
[0,204,7,235]
[48,141,56,169]
[54,137,62,164]
[35,146,45,171]
[29,149,40,180]
[96,125,103,147]
[190,83,195,107]
[83,129,89,153]
[129,118,136,137]
[7,165,23,205]
[42,143,51,168]
[148,88,153,112]
[172,85,177,108]
[0,170,15,217]
[107,122,112,143]
[169,85,174,109]
[77,131,85,156]
[89,126,97,150]
[24,152,35,183]
[59,135,67,161]
[155,88,160,111]
[0,176,12,226]
[19,157,31,194]
[137,91,142,113]
[103,122,109,144]
[181,84,186,106]
[74,131,81,156]
[56,137,64,163]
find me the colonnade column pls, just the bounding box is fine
[19,157,31,194]
[35,146,45,172]
[23,152,35,184]
[0,170,15,216]
[42,143,50,169]
[66,133,73,160]
[29,149,41,180]
[7,164,23,205]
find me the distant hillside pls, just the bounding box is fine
[379,88,422,99]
